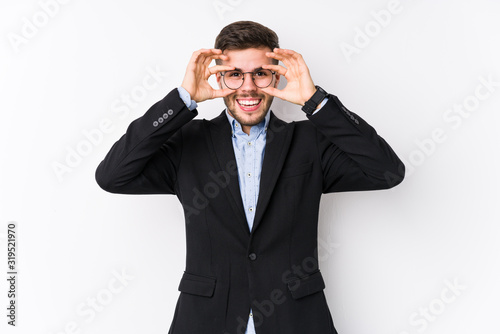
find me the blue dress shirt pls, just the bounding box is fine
[177,86,326,334]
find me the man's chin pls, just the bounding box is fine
[228,108,266,127]
[224,97,272,127]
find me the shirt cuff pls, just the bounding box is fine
[311,97,329,115]
[177,86,198,111]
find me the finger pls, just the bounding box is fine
[274,48,305,68]
[275,48,296,55]
[282,49,308,69]
[199,52,217,66]
[196,48,222,55]
[210,54,229,60]
[200,52,229,67]
[209,65,235,73]
[207,65,235,77]
[265,51,293,68]
[265,51,286,61]
[188,49,211,69]
[260,86,285,100]
[274,48,300,58]
[273,48,303,69]
[261,64,287,76]
[192,48,217,59]
[203,53,229,67]
[188,49,206,66]
[192,48,224,64]
[201,48,224,58]
[212,87,235,99]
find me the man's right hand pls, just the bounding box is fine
[181,48,235,103]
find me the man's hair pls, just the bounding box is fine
[214,21,279,65]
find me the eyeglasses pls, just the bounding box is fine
[220,69,276,90]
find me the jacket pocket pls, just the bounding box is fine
[178,271,217,297]
[286,269,325,299]
[280,161,313,178]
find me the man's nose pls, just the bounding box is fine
[240,73,258,90]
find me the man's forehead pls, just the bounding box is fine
[222,47,272,55]
[220,60,274,72]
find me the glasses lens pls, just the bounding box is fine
[223,69,274,89]
[224,70,243,89]
[253,69,274,88]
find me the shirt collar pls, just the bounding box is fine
[224,108,270,138]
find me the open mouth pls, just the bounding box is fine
[237,98,262,112]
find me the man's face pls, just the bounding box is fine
[216,47,280,130]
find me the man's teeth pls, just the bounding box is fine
[238,99,261,106]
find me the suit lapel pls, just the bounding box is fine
[252,111,295,234]
[205,110,295,236]
[205,110,248,236]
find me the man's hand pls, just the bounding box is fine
[261,48,317,106]
[181,48,235,103]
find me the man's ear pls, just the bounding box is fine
[274,73,280,88]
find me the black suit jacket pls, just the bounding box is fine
[95,88,405,334]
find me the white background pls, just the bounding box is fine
[1,0,499,333]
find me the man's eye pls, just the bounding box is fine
[228,72,242,77]
[255,71,267,77]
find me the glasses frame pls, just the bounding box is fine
[220,69,277,90]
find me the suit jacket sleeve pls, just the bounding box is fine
[95,88,197,194]
[307,94,405,193]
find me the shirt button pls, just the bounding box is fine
[248,253,257,261]
[247,142,252,146]
[248,207,253,212]
[247,173,251,177]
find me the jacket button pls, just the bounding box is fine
[248,253,257,261]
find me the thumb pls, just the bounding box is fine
[260,86,285,100]
[212,88,235,99]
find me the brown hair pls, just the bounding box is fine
[214,21,279,65]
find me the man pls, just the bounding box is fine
[95,21,404,334]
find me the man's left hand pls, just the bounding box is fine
[261,48,317,106]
